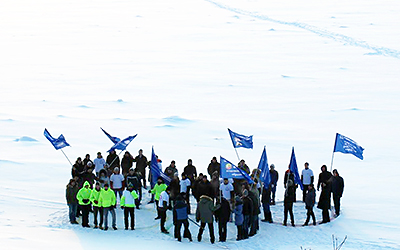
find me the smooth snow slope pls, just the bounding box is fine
[0,0,399,249]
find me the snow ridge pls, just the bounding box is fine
[205,0,400,59]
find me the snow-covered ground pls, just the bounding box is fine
[0,0,399,249]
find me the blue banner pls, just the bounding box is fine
[258,146,271,188]
[220,156,254,184]
[107,135,137,152]
[150,147,171,185]
[100,127,121,144]
[289,147,303,190]
[334,133,364,160]
[43,128,70,150]
[228,128,253,149]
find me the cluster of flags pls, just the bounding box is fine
[44,127,364,189]
[222,128,364,190]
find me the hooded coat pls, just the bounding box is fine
[196,195,217,224]
[76,181,92,205]
[233,197,244,226]
[99,188,116,208]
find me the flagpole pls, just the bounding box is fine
[108,137,135,170]
[234,147,240,162]
[60,148,73,166]
[331,133,339,172]
[330,152,335,172]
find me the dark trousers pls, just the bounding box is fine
[81,204,90,227]
[302,185,310,202]
[218,220,228,242]
[198,222,215,243]
[135,188,142,208]
[140,170,147,188]
[333,194,341,215]
[68,204,78,223]
[124,207,135,229]
[93,206,103,226]
[175,219,192,240]
[322,208,330,222]
[158,208,167,231]
[304,206,316,225]
[236,225,243,240]
[103,207,116,228]
[243,215,250,239]
[271,185,277,203]
[262,202,272,222]
[155,200,160,218]
[284,202,294,225]
[249,215,259,235]
[184,192,191,214]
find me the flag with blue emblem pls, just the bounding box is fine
[228,129,253,149]
[258,146,271,188]
[107,135,137,152]
[220,156,254,184]
[43,128,70,150]
[150,147,171,185]
[334,133,364,160]
[101,127,121,144]
[289,147,303,190]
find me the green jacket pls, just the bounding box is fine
[76,181,92,205]
[151,183,167,201]
[121,190,139,208]
[90,188,102,207]
[99,188,116,208]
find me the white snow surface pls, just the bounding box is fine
[1,0,400,249]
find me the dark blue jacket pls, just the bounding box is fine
[173,199,188,222]
[234,198,244,226]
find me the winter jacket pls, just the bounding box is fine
[121,190,139,208]
[76,181,92,205]
[305,188,316,208]
[284,180,296,203]
[242,196,253,216]
[133,155,148,174]
[173,199,188,222]
[210,177,220,198]
[126,172,142,191]
[331,175,344,197]
[151,183,168,201]
[183,164,197,181]
[196,180,215,199]
[317,170,332,191]
[66,184,79,205]
[214,198,231,223]
[196,195,217,224]
[121,155,134,176]
[237,163,250,175]
[317,169,332,210]
[99,188,116,208]
[72,162,85,178]
[207,161,220,178]
[164,165,178,179]
[106,153,120,170]
[249,188,261,215]
[270,169,279,186]
[234,198,244,226]
[81,171,97,189]
[90,188,102,207]
[261,186,271,204]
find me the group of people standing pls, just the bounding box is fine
[66,149,344,244]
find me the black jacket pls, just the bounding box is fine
[331,175,344,197]
[305,188,316,208]
[214,198,231,223]
[242,196,253,216]
[183,164,197,181]
[121,155,134,175]
[196,180,215,199]
[134,155,148,173]
[207,161,220,177]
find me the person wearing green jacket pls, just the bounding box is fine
[76,181,92,228]
[149,177,168,220]
[90,182,103,229]
[99,183,117,231]
[120,184,139,230]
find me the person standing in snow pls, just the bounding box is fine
[261,183,273,223]
[164,160,178,179]
[120,183,139,230]
[93,152,106,177]
[80,163,98,189]
[72,157,85,179]
[196,194,218,244]
[106,150,120,172]
[148,155,162,204]
[283,174,296,227]
[241,189,253,239]
[234,160,250,195]
[331,169,344,216]
[233,196,244,241]
[66,179,79,224]
[158,187,172,234]
[303,184,316,226]
[110,167,124,201]
[90,182,103,229]
[133,149,148,189]
[76,181,92,228]
[210,172,220,199]
[98,169,110,188]
[149,177,168,219]
[207,157,220,179]
[99,183,117,230]
[125,167,142,209]
[183,159,197,192]
[173,194,192,242]
[269,164,279,205]
[121,151,134,177]
[284,166,298,202]
[301,162,314,202]
[83,154,93,168]
[180,173,191,214]
[317,165,332,224]
[214,196,231,242]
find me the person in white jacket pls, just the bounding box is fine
[120,183,139,230]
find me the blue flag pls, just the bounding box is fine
[101,127,121,144]
[43,128,70,150]
[228,129,253,149]
[334,133,364,160]
[258,146,271,188]
[289,147,303,190]
[150,147,171,185]
[107,135,137,152]
[220,156,254,184]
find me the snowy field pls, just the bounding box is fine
[0,0,400,249]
